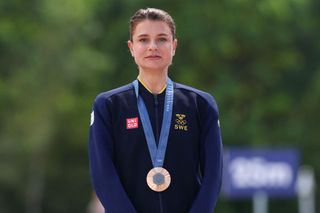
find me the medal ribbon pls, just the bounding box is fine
[133,78,174,167]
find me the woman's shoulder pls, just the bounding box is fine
[174,82,216,103]
[94,83,134,103]
[174,82,219,115]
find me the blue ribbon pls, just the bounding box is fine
[132,78,174,167]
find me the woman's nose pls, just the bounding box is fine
[148,40,158,51]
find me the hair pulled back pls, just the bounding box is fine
[129,8,176,40]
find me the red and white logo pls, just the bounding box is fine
[126,117,139,129]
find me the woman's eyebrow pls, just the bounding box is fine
[136,33,170,38]
[137,34,149,38]
[157,33,170,37]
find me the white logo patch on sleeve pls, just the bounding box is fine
[90,111,94,126]
[218,119,220,128]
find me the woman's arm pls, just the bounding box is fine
[189,95,223,213]
[89,98,136,213]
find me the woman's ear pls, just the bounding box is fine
[128,40,134,57]
[172,39,178,56]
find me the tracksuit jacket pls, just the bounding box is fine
[89,79,223,213]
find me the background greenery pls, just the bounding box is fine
[0,0,319,212]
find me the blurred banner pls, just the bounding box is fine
[222,148,299,198]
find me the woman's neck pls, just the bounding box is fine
[138,70,168,94]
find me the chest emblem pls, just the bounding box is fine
[174,114,188,131]
[126,117,139,129]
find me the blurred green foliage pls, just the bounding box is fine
[0,0,319,212]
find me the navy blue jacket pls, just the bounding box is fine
[89,80,223,213]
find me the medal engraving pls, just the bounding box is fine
[146,167,171,192]
[153,173,165,185]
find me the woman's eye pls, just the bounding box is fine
[159,38,167,42]
[139,38,148,43]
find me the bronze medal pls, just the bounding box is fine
[146,167,171,192]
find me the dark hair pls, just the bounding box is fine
[129,8,176,41]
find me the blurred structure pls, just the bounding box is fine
[296,166,316,213]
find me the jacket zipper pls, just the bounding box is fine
[154,95,164,213]
[154,95,159,144]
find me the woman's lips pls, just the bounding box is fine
[145,55,161,59]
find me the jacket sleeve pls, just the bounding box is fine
[189,95,223,213]
[89,98,136,213]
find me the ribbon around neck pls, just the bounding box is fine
[132,78,174,167]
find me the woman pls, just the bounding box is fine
[89,8,223,213]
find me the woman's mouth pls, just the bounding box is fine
[145,55,161,60]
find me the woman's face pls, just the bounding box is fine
[128,20,177,73]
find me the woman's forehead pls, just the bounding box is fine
[133,20,172,37]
